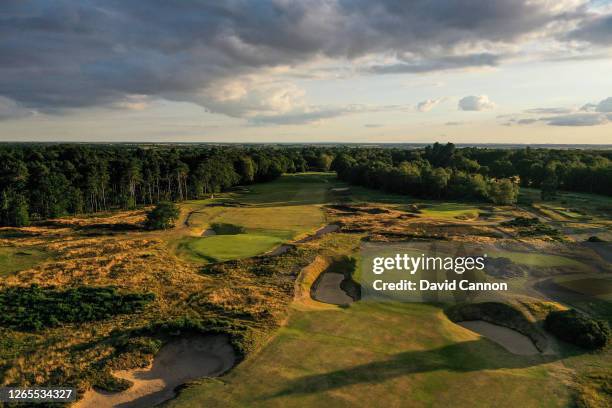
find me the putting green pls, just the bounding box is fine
[178,234,285,263]
[419,203,480,219]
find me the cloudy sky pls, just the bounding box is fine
[1,0,612,143]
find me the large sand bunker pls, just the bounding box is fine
[458,321,540,355]
[311,272,354,306]
[76,335,236,408]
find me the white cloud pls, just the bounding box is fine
[416,98,446,112]
[189,77,307,118]
[458,95,496,111]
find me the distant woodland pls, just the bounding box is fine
[1,143,610,226]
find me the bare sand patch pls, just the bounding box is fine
[311,272,354,306]
[296,224,339,243]
[76,335,235,408]
[458,321,540,355]
[201,228,217,236]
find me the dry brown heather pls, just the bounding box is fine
[0,210,319,393]
[326,204,505,243]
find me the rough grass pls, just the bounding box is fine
[0,246,50,277]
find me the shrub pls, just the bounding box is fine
[501,216,561,239]
[545,309,610,349]
[145,201,179,230]
[210,223,245,235]
[0,285,155,331]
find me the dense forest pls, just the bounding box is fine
[0,143,610,226]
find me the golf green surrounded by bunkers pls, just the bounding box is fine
[173,173,336,262]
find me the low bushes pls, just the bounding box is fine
[501,216,561,239]
[210,223,245,235]
[544,309,610,350]
[0,285,155,331]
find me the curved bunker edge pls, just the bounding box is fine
[444,302,549,355]
[310,256,361,306]
[75,334,237,408]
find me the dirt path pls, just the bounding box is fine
[457,321,540,355]
[76,335,236,408]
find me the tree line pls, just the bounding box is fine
[1,143,610,226]
[0,144,334,226]
[330,142,612,204]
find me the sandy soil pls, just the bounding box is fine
[76,335,236,408]
[267,244,292,256]
[201,228,217,236]
[458,321,540,355]
[311,272,354,306]
[296,224,339,243]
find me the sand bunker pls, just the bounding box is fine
[267,244,292,256]
[458,321,539,355]
[76,335,236,408]
[311,272,354,306]
[296,224,339,243]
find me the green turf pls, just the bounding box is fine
[520,188,612,222]
[419,203,480,219]
[174,173,338,263]
[0,247,50,277]
[488,250,589,271]
[178,234,285,262]
[167,302,571,408]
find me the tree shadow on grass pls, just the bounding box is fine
[262,339,570,400]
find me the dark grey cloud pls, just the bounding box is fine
[509,97,612,127]
[542,113,608,126]
[0,0,598,119]
[567,14,612,45]
[524,107,574,114]
[368,53,500,74]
